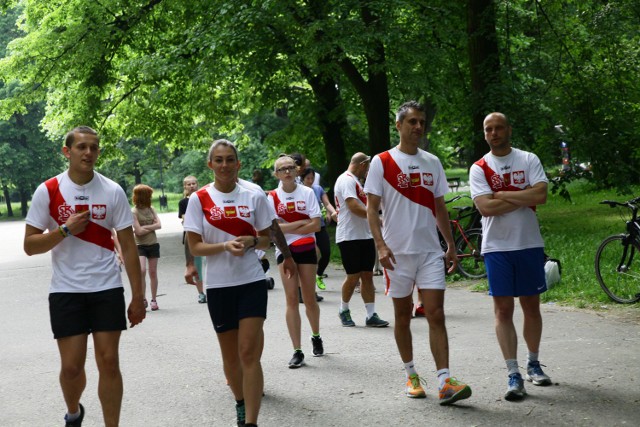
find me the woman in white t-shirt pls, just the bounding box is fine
[268,155,324,369]
[131,184,162,311]
[183,139,273,427]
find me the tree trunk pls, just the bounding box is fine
[467,0,502,163]
[307,75,348,194]
[20,189,29,217]
[3,185,13,217]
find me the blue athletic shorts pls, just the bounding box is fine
[484,248,547,297]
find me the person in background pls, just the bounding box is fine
[24,125,145,426]
[184,139,273,427]
[301,167,337,290]
[333,152,389,328]
[132,184,162,311]
[304,158,321,186]
[469,112,551,401]
[269,155,324,369]
[178,175,207,304]
[365,101,471,405]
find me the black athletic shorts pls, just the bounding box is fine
[137,243,160,258]
[49,287,127,339]
[338,239,376,275]
[206,279,268,333]
[276,248,317,265]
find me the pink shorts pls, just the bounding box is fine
[384,252,446,298]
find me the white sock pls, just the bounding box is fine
[437,368,450,389]
[339,301,349,313]
[527,351,539,365]
[404,361,418,377]
[65,409,81,422]
[365,303,375,319]
[506,359,519,375]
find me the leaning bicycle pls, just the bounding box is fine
[440,195,486,279]
[594,196,640,303]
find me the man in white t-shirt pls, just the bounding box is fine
[334,152,388,328]
[365,101,471,405]
[24,126,145,427]
[469,112,551,402]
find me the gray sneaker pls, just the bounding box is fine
[526,361,552,386]
[339,309,356,327]
[365,313,389,328]
[504,373,526,401]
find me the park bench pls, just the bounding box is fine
[447,177,460,192]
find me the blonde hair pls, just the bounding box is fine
[182,175,197,197]
[133,184,154,209]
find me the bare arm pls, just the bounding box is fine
[321,192,338,223]
[494,182,547,207]
[278,218,312,234]
[24,210,90,256]
[367,193,395,270]
[434,196,458,273]
[141,208,162,232]
[132,214,150,236]
[475,182,547,217]
[295,217,321,234]
[345,197,367,218]
[269,219,295,279]
[116,226,146,327]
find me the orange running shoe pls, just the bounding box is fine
[439,377,472,405]
[406,374,427,398]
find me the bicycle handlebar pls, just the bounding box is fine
[600,197,640,209]
[445,194,471,204]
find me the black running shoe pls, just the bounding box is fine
[236,401,246,426]
[64,404,84,427]
[311,336,324,357]
[288,350,305,368]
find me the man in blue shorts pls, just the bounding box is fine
[469,112,552,401]
[24,126,146,426]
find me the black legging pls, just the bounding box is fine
[315,226,331,276]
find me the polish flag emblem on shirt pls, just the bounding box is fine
[286,202,296,213]
[224,206,238,218]
[92,205,107,220]
[423,173,434,186]
[410,173,421,187]
[296,201,306,211]
[238,205,250,218]
[513,171,525,184]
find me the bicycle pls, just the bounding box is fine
[594,196,640,303]
[439,195,486,279]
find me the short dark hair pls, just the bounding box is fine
[396,101,425,123]
[290,152,305,167]
[64,126,98,148]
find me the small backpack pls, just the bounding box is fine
[544,254,562,289]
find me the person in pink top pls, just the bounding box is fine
[24,126,145,427]
[365,101,471,405]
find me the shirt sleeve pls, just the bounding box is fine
[183,192,204,236]
[111,186,135,231]
[528,153,549,186]
[469,163,493,199]
[25,183,51,231]
[364,155,383,197]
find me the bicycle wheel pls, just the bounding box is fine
[594,234,640,303]
[455,228,487,279]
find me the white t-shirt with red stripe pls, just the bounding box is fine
[334,171,371,243]
[469,148,548,253]
[26,171,133,293]
[364,146,448,255]
[184,183,273,289]
[267,184,321,258]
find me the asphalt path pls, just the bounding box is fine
[1,213,638,426]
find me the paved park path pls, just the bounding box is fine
[1,213,638,426]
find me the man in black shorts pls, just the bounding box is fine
[334,152,389,327]
[24,126,146,426]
